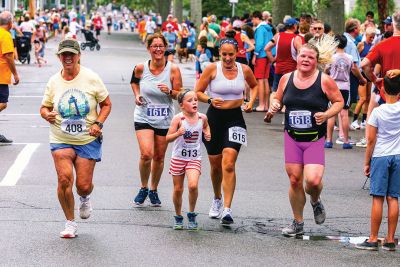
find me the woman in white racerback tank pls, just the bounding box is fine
[130,33,183,207]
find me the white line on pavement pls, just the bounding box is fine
[10,96,43,98]
[0,114,40,116]
[0,143,40,186]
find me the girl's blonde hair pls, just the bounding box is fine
[177,89,193,104]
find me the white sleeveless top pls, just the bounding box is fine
[171,113,204,160]
[208,62,245,100]
[134,61,174,129]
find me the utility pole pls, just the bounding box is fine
[230,0,238,18]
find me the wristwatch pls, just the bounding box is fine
[94,121,104,129]
[207,98,213,104]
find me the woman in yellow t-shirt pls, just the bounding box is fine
[40,39,112,238]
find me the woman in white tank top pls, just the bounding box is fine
[130,33,183,207]
[195,37,259,225]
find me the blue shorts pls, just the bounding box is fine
[0,84,9,103]
[50,137,103,162]
[370,155,400,197]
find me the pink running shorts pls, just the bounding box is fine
[284,130,325,166]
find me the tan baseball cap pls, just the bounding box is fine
[57,39,80,55]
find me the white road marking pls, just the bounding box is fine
[0,114,40,116]
[0,143,40,186]
[10,96,43,98]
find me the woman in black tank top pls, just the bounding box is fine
[269,44,344,236]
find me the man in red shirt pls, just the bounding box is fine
[161,14,179,33]
[264,18,302,122]
[362,11,400,102]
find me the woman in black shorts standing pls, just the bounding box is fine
[195,37,258,224]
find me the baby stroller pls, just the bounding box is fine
[80,29,101,51]
[16,35,31,64]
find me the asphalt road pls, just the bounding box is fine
[0,31,399,266]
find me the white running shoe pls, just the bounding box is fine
[209,198,223,218]
[360,121,366,130]
[336,137,356,145]
[79,196,93,219]
[356,137,367,148]
[220,208,234,225]
[60,220,77,238]
[350,120,360,130]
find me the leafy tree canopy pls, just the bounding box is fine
[350,0,395,22]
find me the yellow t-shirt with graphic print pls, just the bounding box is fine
[42,66,109,145]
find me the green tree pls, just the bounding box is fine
[350,0,394,23]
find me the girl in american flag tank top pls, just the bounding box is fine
[166,89,211,230]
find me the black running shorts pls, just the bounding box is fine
[203,105,246,155]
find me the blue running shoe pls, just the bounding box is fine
[187,212,198,230]
[173,215,184,230]
[324,141,333,148]
[148,190,162,207]
[134,187,148,206]
[342,143,353,149]
[220,208,234,225]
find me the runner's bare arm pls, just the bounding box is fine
[166,116,185,143]
[40,105,57,124]
[170,63,183,100]
[131,63,144,105]
[242,34,255,52]
[264,34,277,62]
[195,63,217,102]
[270,73,291,113]
[315,74,344,124]
[4,53,19,85]
[242,64,258,112]
[364,124,377,177]
[202,115,211,141]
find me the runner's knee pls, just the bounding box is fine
[58,175,73,190]
[305,177,321,188]
[0,103,7,111]
[76,181,92,195]
[188,183,198,193]
[289,175,303,190]
[174,185,184,195]
[140,152,153,162]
